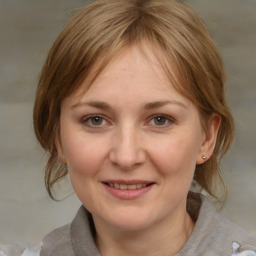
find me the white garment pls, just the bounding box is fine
[0,243,41,256]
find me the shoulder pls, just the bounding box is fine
[40,223,76,256]
[202,196,256,253]
[179,193,256,256]
[212,210,256,255]
[39,206,99,256]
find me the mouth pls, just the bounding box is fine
[103,182,155,190]
[102,180,155,200]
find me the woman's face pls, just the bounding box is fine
[57,44,216,231]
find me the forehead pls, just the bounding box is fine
[63,43,192,110]
[71,42,183,100]
[93,45,166,87]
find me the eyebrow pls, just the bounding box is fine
[143,100,187,110]
[71,100,187,110]
[71,101,112,110]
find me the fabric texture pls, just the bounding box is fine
[40,193,256,256]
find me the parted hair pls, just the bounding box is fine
[33,0,235,200]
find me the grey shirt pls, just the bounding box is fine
[40,194,256,256]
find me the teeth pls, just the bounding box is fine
[128,184,137,190]
[108,183,148,190]
[120,184,127,189]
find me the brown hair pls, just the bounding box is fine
[33,0,235,200]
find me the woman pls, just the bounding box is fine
[33,0,256,255]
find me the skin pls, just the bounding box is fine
[56,43,220,256]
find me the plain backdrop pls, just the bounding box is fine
[0,0,255,248]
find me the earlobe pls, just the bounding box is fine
[196,113,221,165]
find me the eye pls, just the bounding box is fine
[90,116,104,125]
[152,116,167,125]
[82,115,108,128]
[147,115,174,127]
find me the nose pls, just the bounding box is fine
[109,125,146,171]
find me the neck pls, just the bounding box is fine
[93,205,194,256]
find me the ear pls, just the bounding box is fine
[55,133,67,164]
[196,113,221,164]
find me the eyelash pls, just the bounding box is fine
[81,114,175,129]
[147,114,175,128]
[82,114,109,128]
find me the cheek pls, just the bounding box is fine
[64,136,109,203]
[62,133,108,177]
[148,134,201,176]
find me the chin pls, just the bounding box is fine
[110,219,154,232]
[97,207,159,232]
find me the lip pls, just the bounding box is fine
[102,180,155,200]
[103,179,154,185]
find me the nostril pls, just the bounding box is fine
[109,147,147,171]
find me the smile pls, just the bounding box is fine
[102,181,155,200]
[106,183,149,190]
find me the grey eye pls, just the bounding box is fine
[153,116,167,125]
[90,116,104,125]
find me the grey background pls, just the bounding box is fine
[0,0,255,248]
